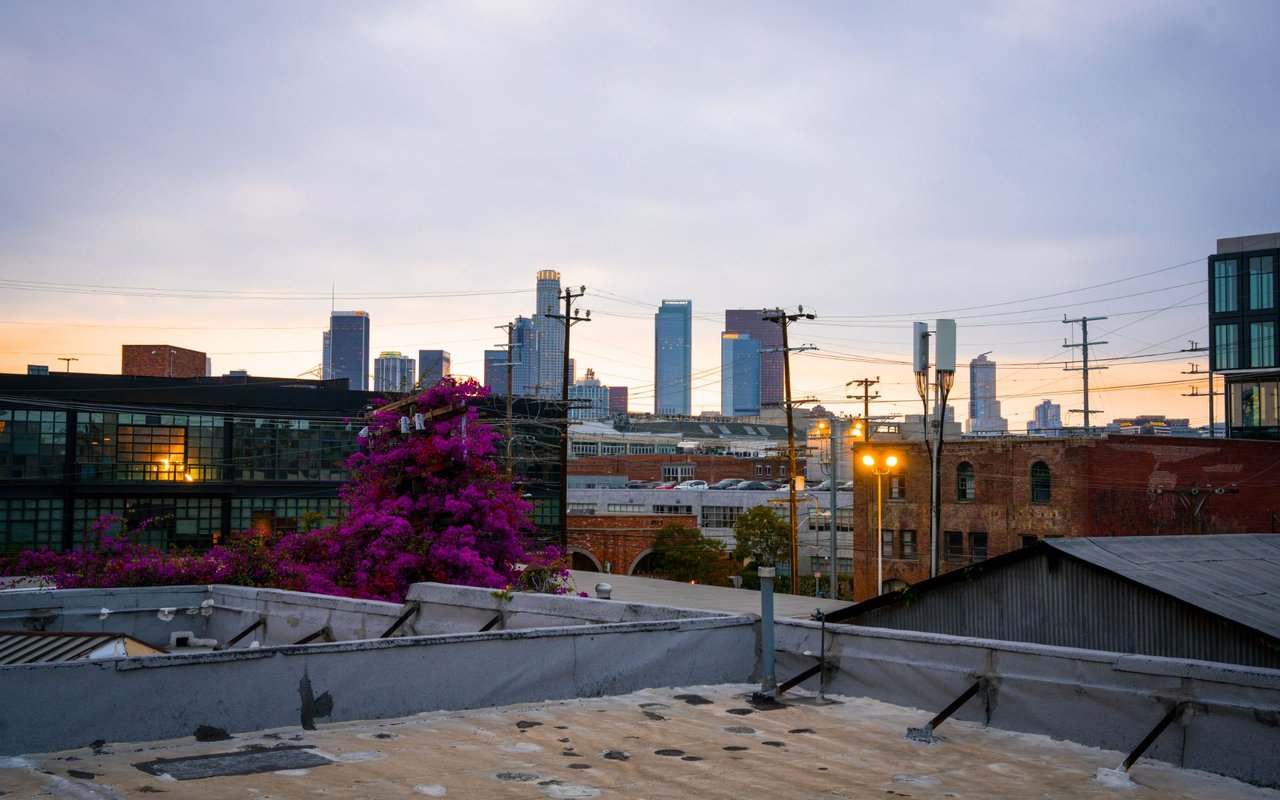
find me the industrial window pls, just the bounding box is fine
[0,409,67,480]
[1020,535,1039,548]
[1214,259,1238,312]
[661,464,695,481]
[889,474,906,500]
[627,444,655,455]
[1250,256,1275,310]
[600,443,625,455]
[969,532,988,561]
[956,462,975,501]
[652,504,693,515]
[700,506,741,528]
[0,498,63,551]
[881,529,894,559]
[570,442,599,457]
[606,503,643,513]
[1251,321,1276,368]
[900,530,917,559]
[1214,323,1239,370]
[944,531,964,561]
[568,502,597,513]
[1030,461,1051,503]
[755,464,764,477]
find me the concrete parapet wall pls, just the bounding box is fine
[1,585,755,756]
[773,620,1280,788]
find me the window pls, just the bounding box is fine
[944,531,964,561]
[1020,535,1039,548]
[881,529,894,559]
[1215,323,1239,370]
[0,498,63,551]
[661,464,694,481]
[1031,461,1051,503]
[1250,256,1275,310]
[755,464,764,477]
[1252,321,1276,368]
[606,503,643,513]
[900,530,917,559]
[600,443,625,455]
[568,502,597,513]
[570,442,598,457]
[889,475,906,500]
[0,409,67,480]
[700,506,741,528]
[627,443,655,455]
[652,504,693,515]
[956,462,975,501]
[1214,259,1238,312]
[969,532,988,561]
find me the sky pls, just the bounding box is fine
[3,0,1279,430]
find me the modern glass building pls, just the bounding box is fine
[967,353,1008,434]
[324,311,370,391]
[724,310,783,408]
[417,350,451,388]
[374,352,416,393]
[534,270,563,398]
[654,300,692,415]
[1210,233,1280,439]
[721,333,761,417]
[569,369,610,420]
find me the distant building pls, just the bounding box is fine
[510,316,537,397]
[966,353,1008,434]
[1027,399,1062,434]
[654,300,692,415]
[483,350,508,394]
[1106,415,1195,436]
[720,333,761,417]
[324,311,370,391]
[26,365,48,376]
[121,345,208,379]
[534,270,563,399]
[374,352,415,393]
[608,386,628,415]
[725,310,783,408]
[418,350,451,388]
[569,368,609,420]
[1209,232,1280,440]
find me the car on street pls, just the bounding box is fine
[732,481,774,491]
[709,478,747,490]
[674,479,709,490]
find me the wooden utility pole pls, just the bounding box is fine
[544,286,590,549]
[495,322,517,478]
[845,377,879,441]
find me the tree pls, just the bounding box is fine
[732,505,789,567]
[651,523,732,585]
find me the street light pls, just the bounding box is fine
[860,451,901,597]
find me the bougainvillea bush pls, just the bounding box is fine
[2,380,540,602]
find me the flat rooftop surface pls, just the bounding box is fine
[5,685,1274,799]
[569,570,850,617]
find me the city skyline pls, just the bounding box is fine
[4,2,1279,427]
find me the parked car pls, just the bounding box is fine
[653,481,678,489]
[838,480,854,490]
[812,480,833,491]
[732,481,773,491]
[674,479,709,490]
[709,478,746,490]
[625,480,653,489]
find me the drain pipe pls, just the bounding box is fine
[756,567,777,699]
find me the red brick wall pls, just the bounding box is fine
[566,513,698,575]
[122,345,207,378]
[570,453,800,483]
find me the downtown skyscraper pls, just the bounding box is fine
[967,352,1009,434]
[323,310,370,391]
[654,299,692,415]
[720,333,761,417]
[724,310,783,408]
[533,270,564,398]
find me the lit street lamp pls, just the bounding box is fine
[860,451,901,597]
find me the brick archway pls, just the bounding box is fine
[568,547,602,572]
[628,548,658,576]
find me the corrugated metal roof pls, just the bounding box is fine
[1044,534,1280,641]
[0,630,162,665]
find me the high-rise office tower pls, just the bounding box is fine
[1028,399,1063,433]
[608,386,628,415]
[654,300,692,415]
[418,350,451,388]
[374,351,415,393]
[569,368,609,420]
[721,333,761,417]
[533,270,563,398]
[724,310,783,408]
[510,316,537,396]
[324,311,370,391]
[967,352,1009,433]
[483,350,508,394]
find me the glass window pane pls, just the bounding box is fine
[1250,256,1275,310]
[1214,259,1238,312]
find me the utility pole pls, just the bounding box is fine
[495,322,517,478]
[845,377,879,441]
[914,320,956,580]
[763,306,815,593]
[544,286,590,550]
[57,357,78,373]
[1063,315,1108,435]
[1183,341,1212,437]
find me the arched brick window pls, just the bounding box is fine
[1031,461,1051,503]
[956,462,975,501]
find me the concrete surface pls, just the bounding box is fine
[569,569,848,618]
[5,684,1276,799]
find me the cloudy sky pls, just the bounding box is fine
[3,1,1278,429]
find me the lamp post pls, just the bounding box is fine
[860,451,900,597]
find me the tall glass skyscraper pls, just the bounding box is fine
[967,352,1008,433]
[534,270,563,398]
[417,350,451,387]
[324,311,370,391]
[724,310,782,408]
[654,299,692,415]
[721,333,761,416]
[374,351,415,392]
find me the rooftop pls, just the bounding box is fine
[5,684,1273,799]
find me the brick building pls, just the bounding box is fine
[121,345,208,378]
[566,512,699,575]
[853,435,1280,600]
[569,453,798,485]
